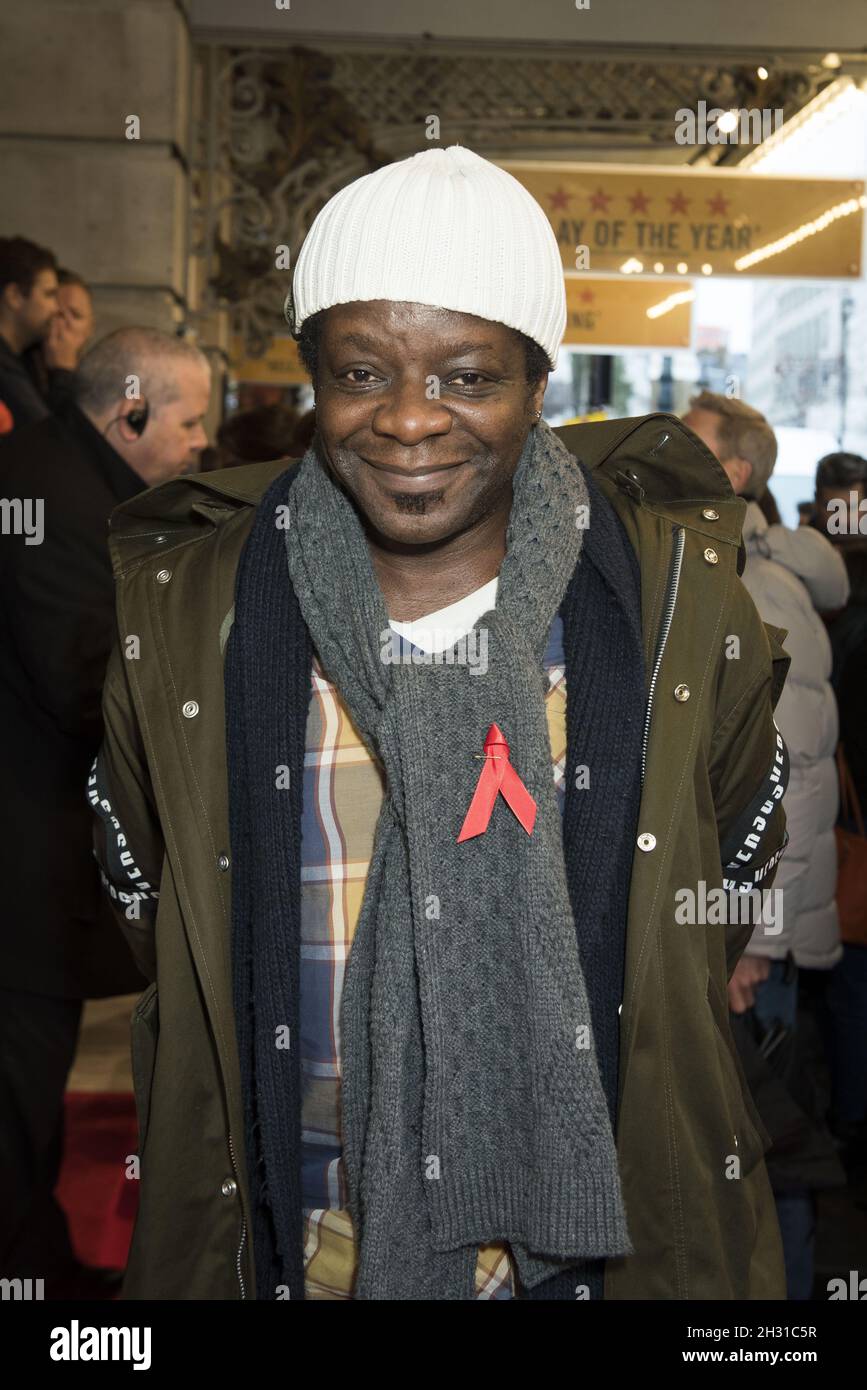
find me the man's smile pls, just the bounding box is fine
[359,455,472,494]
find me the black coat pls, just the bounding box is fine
[0,334,75,432]
[0,403,147,997]
[830,597,867,811]
[730,1003,846,1194]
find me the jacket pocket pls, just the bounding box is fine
[130,981,159,1154]
[706,970,771,1175]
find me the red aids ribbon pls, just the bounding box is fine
[457,723,537,842]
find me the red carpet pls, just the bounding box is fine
[56,1092,139,1270]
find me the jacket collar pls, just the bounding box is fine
[557,413,745,548]
[60,402,146,505]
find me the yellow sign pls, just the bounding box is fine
[233,285,690,371]
[231,334,308,385]
[501,162,865,279]
[564,276,692,348]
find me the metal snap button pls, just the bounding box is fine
[155,568,172,584]
[701,508,719,521]
[637,832,657,852]
[217,854,230,872]
[182,700,199,718]
[221,1177,237,1197]
[703,547,719,565]
[674,684,691,702]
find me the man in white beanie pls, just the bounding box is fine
[92,147,791,1302]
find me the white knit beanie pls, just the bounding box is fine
[291,146,566,366]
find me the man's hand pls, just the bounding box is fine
[727,954,771,1014]
[43,311,84,370]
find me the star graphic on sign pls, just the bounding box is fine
[668,191,690,215]
[548,186,572,211]
[707,193,730,216]
[580,289,595,303]
[628,189,652,214]
[589,188,613,212]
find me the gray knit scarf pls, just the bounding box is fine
[283,421,632,1299]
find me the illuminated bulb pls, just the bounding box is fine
[701,263,713,275]
[734,194,865,270]
[676,261,688,274]
[822,52,842,70]
[654,262,664,273]
[717,110,739,133]
[757,66,769,80]
[646,289,696,320]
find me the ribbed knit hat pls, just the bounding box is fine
[291,146,567,366]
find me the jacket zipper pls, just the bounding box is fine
[640,525,685,784]
[228,1131,247,1300]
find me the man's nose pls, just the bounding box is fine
[371,381,452,445]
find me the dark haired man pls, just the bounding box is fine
[92,147,790,1301]
[0,237,80,431]
[813,451,867,546]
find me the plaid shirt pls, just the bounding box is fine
[300,615,567,1299]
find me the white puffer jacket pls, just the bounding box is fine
[740,503,850,968]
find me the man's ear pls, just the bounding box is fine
[1,282,23,312]
[113,407,147,445]
[737,457,754,493]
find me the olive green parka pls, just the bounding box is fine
[94,413,790,1300]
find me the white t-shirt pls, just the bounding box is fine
[388,577,498,654]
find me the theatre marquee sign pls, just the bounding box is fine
[501,162,865,279]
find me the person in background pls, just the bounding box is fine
[56,270,95,352]
[683,390,850,1300]
[0,237,80,430]
[797,501,815,528]
[759,488,782,526]
[199,401,316,471]
[813,451,867,547]
[0,328,210,1299]
[830,545,867,808]
[22,269,95,400]
[825,543,867,1155]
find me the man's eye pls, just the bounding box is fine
[341,369,377,384]
[449,372,488,389]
